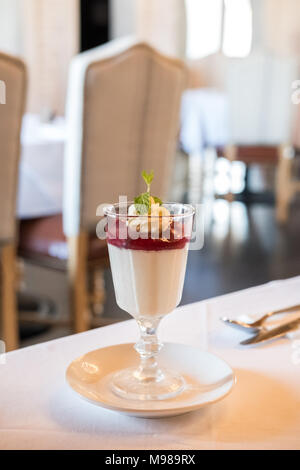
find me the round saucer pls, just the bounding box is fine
[66,343,235,418]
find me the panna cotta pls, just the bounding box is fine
[105,170,192,319]
[104,171,194,402]
[107,233,189,319]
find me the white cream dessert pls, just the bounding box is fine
[107,238,189,318]
[106,172,191,319]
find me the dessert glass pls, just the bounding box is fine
[104,202,194,401]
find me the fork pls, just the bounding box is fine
[221,304,300,334]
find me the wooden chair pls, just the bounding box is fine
[18,37,186,333]
[221,52,297,222]
[0,52,27,351]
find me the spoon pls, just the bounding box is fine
[221,304,300,334]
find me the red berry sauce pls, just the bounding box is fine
[106,219,190,251]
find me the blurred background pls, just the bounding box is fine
[1,0,300,349]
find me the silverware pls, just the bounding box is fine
[221,318,260,334]
[221,304,300,333]
[240,318,300,345]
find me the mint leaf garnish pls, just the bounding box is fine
[153,196,162,206]
[133,171,162,214]
[142,170,154,192]
[142,170,154,186]
[134,192,150,214]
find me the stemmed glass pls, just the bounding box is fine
[104,202,194,401]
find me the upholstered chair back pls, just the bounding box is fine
[63,37,186,237]
[0,52,26,243]
[226,52,297,145]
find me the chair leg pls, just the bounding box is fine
[0,243,18,351]
[276,145,294,223]
[89,267,106,317]
[67,234,89,333]
[204,147,217,199]
[224,145,237,202]
[188,152,203,203]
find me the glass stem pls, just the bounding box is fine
[134,317,163,383]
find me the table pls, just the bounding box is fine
[1,277,300,450]
[180,88,229,155]
[17,114,65,219]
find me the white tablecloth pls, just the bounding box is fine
[17,114,65,219]
[180,88,229,154]
[1,277,300,450]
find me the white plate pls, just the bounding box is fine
[66,343,235,418]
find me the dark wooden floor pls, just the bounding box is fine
[183,200,300,302]
[103,199,300,321]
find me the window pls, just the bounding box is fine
[223,0,252,57]
[185,0,223,59]
[185,0,252,59]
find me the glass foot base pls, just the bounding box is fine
[111,367,185,401]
